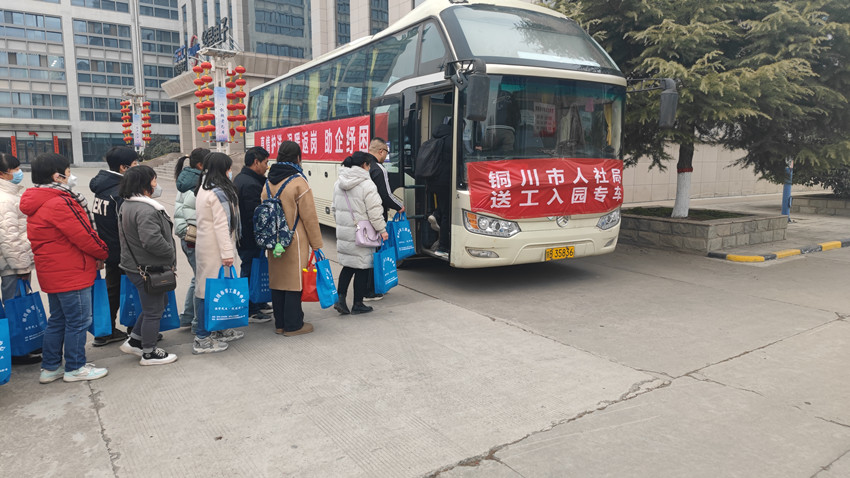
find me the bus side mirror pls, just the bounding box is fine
[466,74,490,122]
[658,78,678,129]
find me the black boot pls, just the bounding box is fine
[351,302,373,315]
[334,296,350,315]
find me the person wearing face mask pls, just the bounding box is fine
[89,146,139,347]
[20,153,110,383]
[116,166,178,365]
[0,152,39,365]
[192,152,243,353]
[173,147,209,331]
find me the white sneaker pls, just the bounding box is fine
[140,348,178,366]
[192,336,228,354]
[64,364,108,382]
[210,328,245,342]
[119,338,143,357]
[39,368,64,384]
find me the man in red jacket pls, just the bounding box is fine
[20,153,110,383]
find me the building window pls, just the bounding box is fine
[370,0,388,34]
[336,0,350,46]
[255,9,305,37]
[140,28,181,55]
[71,0,130,13]
[1,10,63,43]
[73,20,131,50]
[139,0,179,20]
[81,133,127,162]
[256,42,305,59]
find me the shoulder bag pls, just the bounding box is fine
[121,211,177,294]
[342,190,382,247]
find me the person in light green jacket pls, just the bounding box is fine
[173,148,208,330]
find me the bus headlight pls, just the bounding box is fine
[596,208,621,230]
[463,210,520,237]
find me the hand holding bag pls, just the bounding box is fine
[342,190,383,247]
[204,266,250,332]
[249,255,272,304]
[6,280,47,356]
[373,241,399,295]
[89,271,112,337]
[184,224,197,244]
[301,253,319,302]
[388,212,415,261]
[314,249,338,309]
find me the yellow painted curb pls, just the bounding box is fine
[726,254,766,263]
[774,249,802,259]
[820,241,842,251]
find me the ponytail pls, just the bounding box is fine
[342,151,371,168]
[174,155,189,177]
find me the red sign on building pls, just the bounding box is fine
[467,158,624,219]
[254,115,371,161]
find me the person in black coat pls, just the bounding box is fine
[89,146,138,346]
[366,138,404,221]
[233,146,273,322]
[426,123,453,258]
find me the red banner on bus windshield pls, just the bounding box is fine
[254,115,371,161]
[467,158,624,219]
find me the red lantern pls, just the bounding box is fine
[142,129,151,135]
[227,115,237,122]
[192,65,204,74]
[194,90,205,98]
[143,136,152,142]
[121,115,131,121]
[122,128,132,134]
[121,108,131,113]
[141,108,151,114]
[226,93,237,100]
[196,114,206,122]
[195,102,205,110]
[226,81,236,89]
[235,91,247,98]
[122,122,131,128]
[235,66,245,74]
[193,78,205,86]
[202,88,214,96]
[197,125,206,133]
[142,101,150,107]
[226,104,238,111]
[235,78,247,87]
[201,62,212,70]
[236,114,247,122]
[227,70,235,76]
[120,100,130,106]
[142,115,151,121]
[236,125,247,133]
[142,123,151,128]
[236,103,246,110]
[230,128,236,137]
[201,75,213,84]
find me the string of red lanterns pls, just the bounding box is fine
[193,62,216,137]
[119,99,151,146]
[226,65,247,139]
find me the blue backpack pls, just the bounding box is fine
[253,175,301,255]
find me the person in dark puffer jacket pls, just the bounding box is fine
[20,153,110,383]
[89,146,138,346]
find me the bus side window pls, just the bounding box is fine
[419,21,447,75]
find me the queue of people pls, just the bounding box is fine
[2,138,405,384]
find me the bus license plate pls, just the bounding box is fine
[545,246,574,261]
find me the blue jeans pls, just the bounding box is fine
[42,287,93,372]
[193,296,210,339]
[180,239,196,328]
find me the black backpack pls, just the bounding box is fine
[415,136,444,179]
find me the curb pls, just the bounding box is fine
[707,239,850,262]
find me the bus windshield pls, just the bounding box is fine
[441,5,620,75]
[459,75,625,187]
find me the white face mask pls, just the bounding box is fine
[227,170,233,180]
[59,173,78,189]
[151,184,162,198]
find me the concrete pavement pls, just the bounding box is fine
[1,166,848,477]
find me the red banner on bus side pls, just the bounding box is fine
[467,158,624,219]
[254,115,371,161]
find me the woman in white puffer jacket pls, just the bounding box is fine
[0,152,34,301]
[332,151,388,315]
[0,152,38,365]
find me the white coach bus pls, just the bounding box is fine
[246,0,674,268]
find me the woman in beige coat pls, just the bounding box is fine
[263,141,323,336]
[193,152,244,354]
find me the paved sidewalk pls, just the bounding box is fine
[629,193,850,261]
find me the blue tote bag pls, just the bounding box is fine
[119,275,180,331]
[249,255,272,304]
[0,317,11,386]
[313,249,338,309]
[89,271,112,337]
[204,266,250,332]
[373,242,399,295]
[387,212,415,261]
[6,280,47,356]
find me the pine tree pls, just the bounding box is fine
[545,0,850,211]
